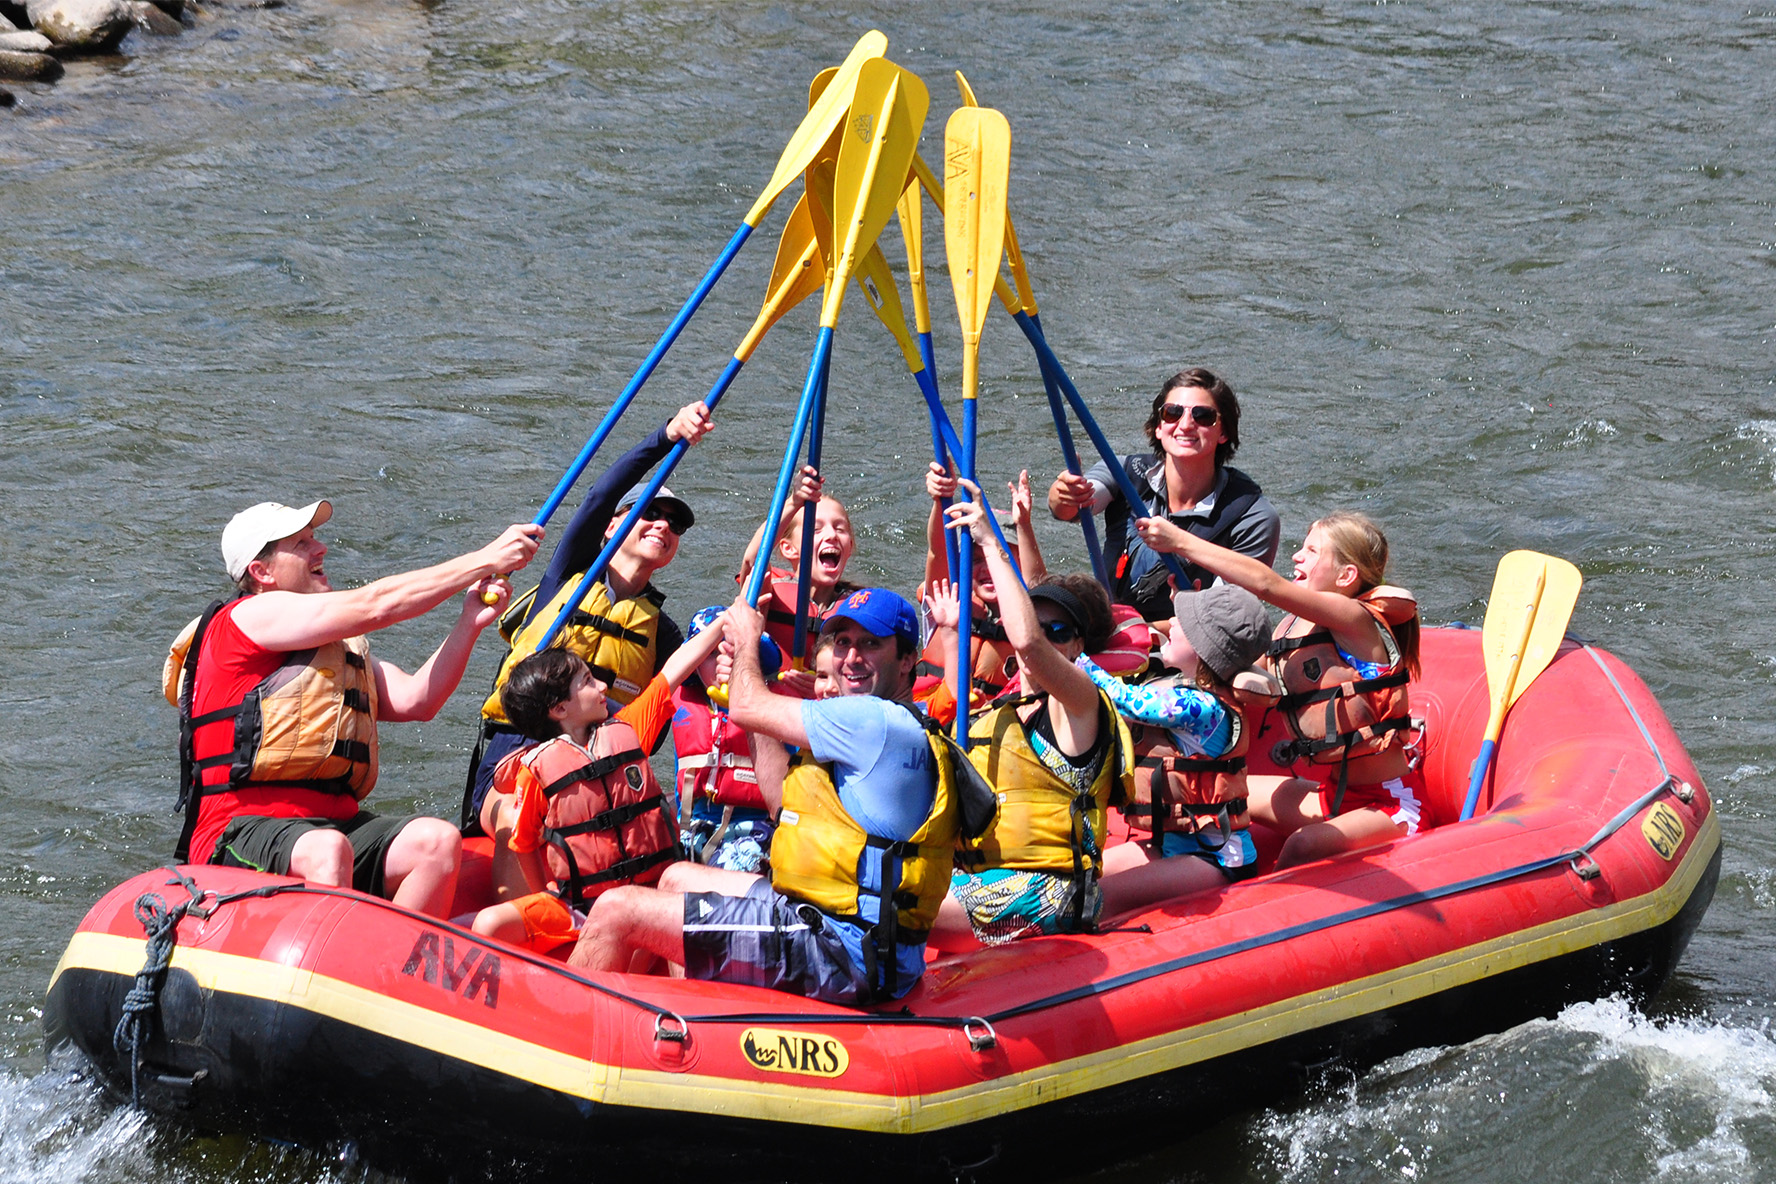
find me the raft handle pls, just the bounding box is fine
[1569,853,1602,881]
[963,1016,997,1052]
[654,1011,689,1044]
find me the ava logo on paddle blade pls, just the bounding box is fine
[740,1027,850,1077]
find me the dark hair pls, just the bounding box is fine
[1033,574,1115,655]
[1144,367,1241,469]
[500,649,587,742]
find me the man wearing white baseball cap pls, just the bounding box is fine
[164,498,543,918]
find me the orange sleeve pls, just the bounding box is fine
[507,762,548,855]
[922,680,958,729]
[616,675,675,752]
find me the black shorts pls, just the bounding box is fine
[209,811,423,897]
[681,879,868,1005]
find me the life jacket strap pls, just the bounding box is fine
[1276,667,1409,713]
[565,611,649,647]
[548,793,668,837]
[537,748,646,799]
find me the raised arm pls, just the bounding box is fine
[738,464,822,585]
[1134,517,1376,642]
[233,525,541,654]
[1008,470,1049,587]
[949,483,1100,736]
[722,594,810,751]
[373,577,513,722]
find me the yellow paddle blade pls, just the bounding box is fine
[853,244,924,372]
[822,58,929,326]
[804,153,838,289]
[943,106,1011,346]
[743,31,888,227]
[735,193,825,361]
[808,65,837,107]
[1481,549,1583,719]
[955,70,1037,317]
[894,178,933,336]
[911,149,1022,316]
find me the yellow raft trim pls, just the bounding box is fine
[51,810,1717,1135]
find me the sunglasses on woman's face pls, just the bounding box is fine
[1041,619,1080,644]
[638,504,692,535]
[1159,402,1219,427]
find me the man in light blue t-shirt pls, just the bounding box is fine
[569,586,941,1004]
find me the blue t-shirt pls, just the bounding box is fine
[796,696,937,993]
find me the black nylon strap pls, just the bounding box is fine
[1138,754,1246,775]
[1268,629,1332,659]
[538,748,645,799]
[1277,668,1410,713]
[331,739,372,763]
[570,845,676,891]
[566,611,648,647]
[550,794,666,837]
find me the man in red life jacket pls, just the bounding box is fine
[166,499,541,918]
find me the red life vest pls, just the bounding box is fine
[760,567,826,660]
[1266,586,1417,767]
[1125,680,1249,845]
[912,613,1016,706]
[670,685,764,813]
[498,721,679,909]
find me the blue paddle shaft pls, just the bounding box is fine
[744,329,832,609]
[955,394,977,749]
[1460,738,1497,821]
[918,329,962,583]
[1018,311,1109,591]
[535,353,748,653]
[790,362,830,659]
[1013,315,1189,585]
[909,365,1023,588]
[533,222,754,528]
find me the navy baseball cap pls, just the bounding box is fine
[687,604,783,678]
[822,587,919,648]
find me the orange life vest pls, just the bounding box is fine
[912,613,1016,706]
[498,722,679,909]
[1265,585,1417,767]
[1125,680,1249,846]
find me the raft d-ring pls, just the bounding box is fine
[653,1012,688,1044]
[1569,853,1602,881]
[1673,780,1695,804]
[962,1017,997,1053]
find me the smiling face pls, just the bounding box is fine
[254,527,331,594]
[822,621,914,700]
[1292,524,1357,595]
[811,644,837,699]
[779,497,854,597]
[1153,385,1228,468]
[607,505,682,573]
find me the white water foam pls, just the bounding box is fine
[1248,997,1776,1184]
[1737,421,1776,483]
[0,1064,157,1184]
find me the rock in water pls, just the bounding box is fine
[145,0,178,17]
[26,0,131,50]
[0,46,61,78]
[125,0,175,33]
[0,26,51,48]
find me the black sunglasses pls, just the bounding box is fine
[1041,619,1080,644]
[1159,403,1219,427]
[639,504,692,535]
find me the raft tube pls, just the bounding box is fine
[44,629,1720,1179]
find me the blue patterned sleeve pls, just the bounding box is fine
[1077,656,1231,755]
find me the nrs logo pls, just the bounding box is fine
[739,1027,849,1078]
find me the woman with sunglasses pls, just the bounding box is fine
[932,482,1135,945]
[464,400,713,828]
[1047,368,1281,626]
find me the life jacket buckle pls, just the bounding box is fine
[962,1016,997,1053]
[653,1011,689,1044]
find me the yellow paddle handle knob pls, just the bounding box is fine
[481,577,506,607]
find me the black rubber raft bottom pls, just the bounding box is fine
[44,845,1719,1184]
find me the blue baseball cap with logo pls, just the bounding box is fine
[822,587,920,649]
[687,604,784,677]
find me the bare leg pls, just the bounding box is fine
[1099,839,1227,917]
[656,861,762,897]
[569,885,685,971]
[383,817,462,918]
[1246,774,1325,835]
[287,828,353,887]
[1275,808,1407,869]
[471,901,527,943]
[931,890,973,939]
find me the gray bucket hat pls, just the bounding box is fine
[1172,584,1271,681]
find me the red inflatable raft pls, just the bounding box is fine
[44,628,1720,1178]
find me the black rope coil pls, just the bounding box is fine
[111,869,208,1106]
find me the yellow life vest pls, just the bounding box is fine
[960,690,1133,878]
[480,578,664,723]
[770,725,960,939]
[165,604,380,802]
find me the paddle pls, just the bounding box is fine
[1458,550,1584,820]
[488,35,882,601]
[742,58,929,611]
[944,105,1011,746]
[532,196,826,650]
[849,241,1024,587]
[954,70,1110,592]
[895,176,962,583]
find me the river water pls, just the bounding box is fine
[3,1,1774,1180]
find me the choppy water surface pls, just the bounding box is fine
[3,2,1774,1181]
